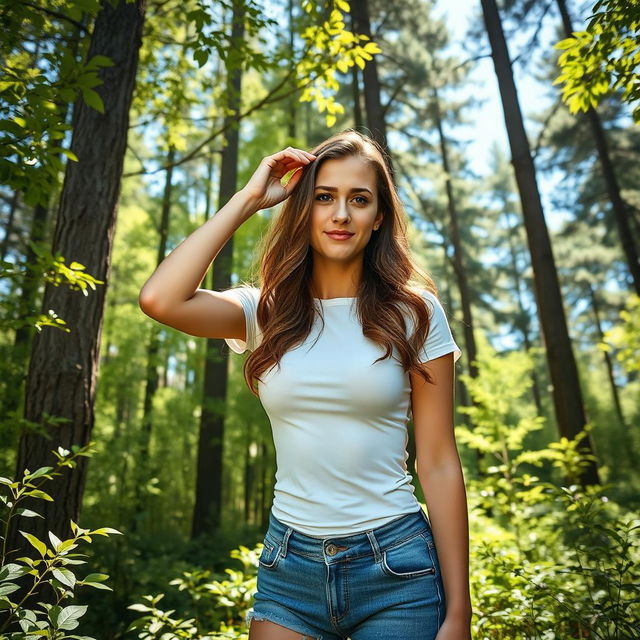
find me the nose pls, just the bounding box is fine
[332,199,351,222]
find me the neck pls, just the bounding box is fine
[310,255,363,299]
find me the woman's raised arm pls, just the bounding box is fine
[137,147,315,340]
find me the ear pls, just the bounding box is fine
[373,212,383,230]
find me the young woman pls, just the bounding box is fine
[139,130,472,640]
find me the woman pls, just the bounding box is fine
[139,130,472,640]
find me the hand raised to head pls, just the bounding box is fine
[240,146,317,211]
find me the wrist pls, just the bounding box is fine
[234,188,262,217]
[445,604,473,621]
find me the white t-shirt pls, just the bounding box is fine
[224,287,462,537]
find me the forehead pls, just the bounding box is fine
[315,156,376,191]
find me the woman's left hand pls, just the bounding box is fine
[434,615,472,640]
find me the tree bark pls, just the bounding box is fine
[191,0,244,539]
[504,205,544,417]
[287,0,297,140]
[433,87,478,379]
[351,0,394,182]
[349,9,364,131]
[132,145,175,532]
[0,190,19,262]
[5,0,146,610]
[480,0,599,486]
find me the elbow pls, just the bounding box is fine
[138,286,164,319]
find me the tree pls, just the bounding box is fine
[6,0,146,609]
[480,0,600,486]
[351,0,392,176]
[555,0,640,296]
[554,0,640,122]
[192,0,245,539]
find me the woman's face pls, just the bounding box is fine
[309,155,383,265]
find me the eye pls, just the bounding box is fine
[316,193,331,201]
[354,195,369,204]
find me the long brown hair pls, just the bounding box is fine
[239,129,443,396]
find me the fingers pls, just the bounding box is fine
[271,146,316,166]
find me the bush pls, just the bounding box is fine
[0,443,121,639]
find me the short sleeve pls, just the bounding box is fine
[222,286,263,354]
[414,290,462,364]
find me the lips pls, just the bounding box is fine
[325,231,355,239]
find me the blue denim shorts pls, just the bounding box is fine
[246,507,446,639]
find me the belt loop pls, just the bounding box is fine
[366,530,382,563]
[419,507,431,527]
[281,526,293,557]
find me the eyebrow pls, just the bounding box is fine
[314,185,373,195]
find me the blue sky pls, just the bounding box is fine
[438,1,566,231]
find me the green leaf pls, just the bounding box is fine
[0,563,30,582]
[0,583,19,597]
[84,581,112,591]
[90,526,122,536]
[57,539,78,553]
[26,489,53,501]
[56,604,87,630]
[82,573,109,583]
[82,89,105,114]
[52,567,76,589]
[19,531,47,557]
[48,530,63,551]
[24,466,54,480]
[85,54,113,70]
[14,507,42,518]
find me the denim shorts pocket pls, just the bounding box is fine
[380,532,436,579]
[258,533,283,570]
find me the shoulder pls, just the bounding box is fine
[405,287,442,316]
[224,284,261,303]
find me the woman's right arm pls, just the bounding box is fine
[138,146,316,341]
[138,189,259,340]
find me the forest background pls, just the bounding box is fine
[0,0,639,638]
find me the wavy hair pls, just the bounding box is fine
[239,129,442,396]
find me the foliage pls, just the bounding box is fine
[126,545,262,639]
[0,442,122,639]
[470,481,640,638]
[599,293,640,375]
[296,1,382,127]
[554,0,640,121]
[121,334,640,638]
[455,336,640,637]
[0,243,103,332]
[0,0,110,205]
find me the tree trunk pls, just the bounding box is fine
[586,282,634,465]
[132,145,175,532]
[5,0,146,611]
[0,190,19,262]
[3,23,82,428]
[349,10,364,131]
[140,145,175,458]
[433,87,477,379]
[3,203,48,420]
[480,0,599,486]
[431,87,488,481]
[351,0,394,181]
[555,0,640,295]
[191,0,244,539]
[287,0,297,140]
[504,207,544,417]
